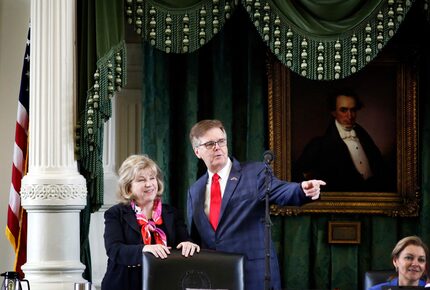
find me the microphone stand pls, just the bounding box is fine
[263,154,273,290]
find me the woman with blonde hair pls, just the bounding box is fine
[101,155,200,290]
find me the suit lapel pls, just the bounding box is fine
[219,158,241,224]
[192,173,211,226]
[122,205,140,234]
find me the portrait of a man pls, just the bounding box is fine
[268,55,418,215]
[294,89,394,192]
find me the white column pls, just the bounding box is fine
[20,1,87,290]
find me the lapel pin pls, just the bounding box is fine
[230,177,238,181]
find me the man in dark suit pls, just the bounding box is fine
[295,89,390,192]
[186,119,325,290]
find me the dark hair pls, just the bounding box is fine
[327,88,363,112]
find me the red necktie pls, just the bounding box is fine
[209,173,221,230]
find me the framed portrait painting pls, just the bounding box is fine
[267,51,419,216]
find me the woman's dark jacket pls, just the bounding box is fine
[101,203,190,290]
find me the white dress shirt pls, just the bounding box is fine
[335,120,373,180]
[204,158,233,216]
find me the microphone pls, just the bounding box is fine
[263,150,275,165]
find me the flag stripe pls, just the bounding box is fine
[15,123,28,153]
[17,102,29,133]
[11,164,23,195]
[13,143,24,176]
[8,184,21,217]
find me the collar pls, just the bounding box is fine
[335,120,357,139]
[208,157,232,181]
[131,200,142,213]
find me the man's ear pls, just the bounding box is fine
[194,147,201,159]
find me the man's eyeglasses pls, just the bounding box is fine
[196,138,227,150]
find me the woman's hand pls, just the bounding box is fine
[142,244,171,259]
[177,241,200,257]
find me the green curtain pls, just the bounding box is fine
[245,0,413,80]
[125,0,237,53]
[420,45,430,252]
[77,0,126,281]
[128,0,414,80]
[140,6,267,214]
[78,0,126,213]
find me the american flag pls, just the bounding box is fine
[5,28,30,278]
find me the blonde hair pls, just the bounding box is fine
[189,119,226,148]
[117,154,164,204]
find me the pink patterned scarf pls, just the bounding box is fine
[132,199,167,246]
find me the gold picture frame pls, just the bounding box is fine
[328,221,361,244]
[267,53,419,216]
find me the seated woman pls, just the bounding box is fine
[369,235,428,290]
[101,154,200,290]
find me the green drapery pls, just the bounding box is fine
[127,0,414,80]
[125,0,236,53]
[77,0,126,281]
[247,0,412,80]
[78,0,126,213]
[141,8,267,208]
